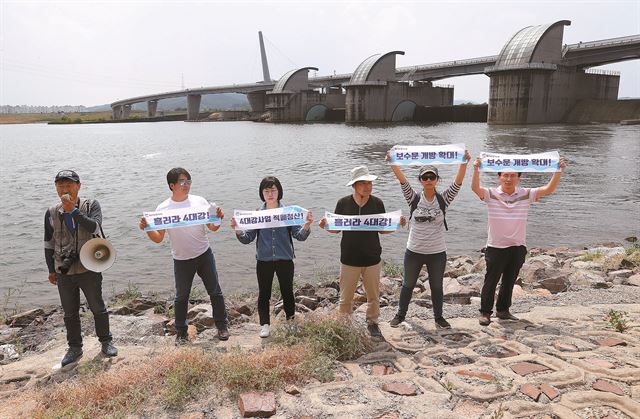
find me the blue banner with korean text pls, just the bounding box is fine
[233,206,308,230]
[389,144,466,166]
[324,210,402,231]
[479,151,560,173]
[143,203,221,231]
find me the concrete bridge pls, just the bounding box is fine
[110,21,640,124]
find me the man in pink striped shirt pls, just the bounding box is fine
[471,156,567,326]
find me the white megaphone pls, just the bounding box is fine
[80,238,117,272]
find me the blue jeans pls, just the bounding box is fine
[57,270,111,348]
[398,249,447,319]
[173,247,227,330]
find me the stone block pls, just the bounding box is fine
[238,392,276,417]
[592,379,625,396]
[382,382,417,396]
[520,383,541,401]
[510,362,550,376]
[539,383,559,400]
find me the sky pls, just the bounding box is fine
[1,0,639,106]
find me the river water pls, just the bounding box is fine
[1,121,638,308]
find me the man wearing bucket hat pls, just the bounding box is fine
[319,166,404,338]
[44,170,118,367]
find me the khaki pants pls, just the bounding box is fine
[338,262,381,325]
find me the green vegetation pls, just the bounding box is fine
[271,314,371,361]
[577,251,603,262]
[383,259,403,278]
[606,309,629,333]
[110,282,142,307]
[0,280,26,323]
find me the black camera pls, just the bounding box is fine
[59,251,78,274]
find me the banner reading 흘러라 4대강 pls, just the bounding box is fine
[323,210,402,231]
[479,151,561,173]
[143,203,221,231]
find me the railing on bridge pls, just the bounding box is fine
[485,62,558,73]
[397,55,498,73]
[584,68,621,76]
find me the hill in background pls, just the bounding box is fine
[86,93,250,112]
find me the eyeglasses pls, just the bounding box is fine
[420,174,437,181]
[177,179,192,186]
[414,215,435,223]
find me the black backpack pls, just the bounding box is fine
[408,192,448,231]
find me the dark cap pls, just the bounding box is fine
[55,170,80,183]
[418,165,439,178]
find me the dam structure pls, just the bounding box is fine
[110,22,640,124]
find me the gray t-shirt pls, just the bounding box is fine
[401,181,460,254]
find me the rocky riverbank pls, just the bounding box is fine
[1,240,639,418]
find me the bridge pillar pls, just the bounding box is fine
[147,100,158,118]
[345,82,453,122]
[122,105,132,119]
[187,94,201,121]
[247,91,266,113]
[112,105,122,120]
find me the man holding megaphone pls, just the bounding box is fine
[44,170,118,367]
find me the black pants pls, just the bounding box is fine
[398,249,447,319]
[173,247,227,331]
[480,245,527,315]
[256,260,295,325]
[57,270,111,348]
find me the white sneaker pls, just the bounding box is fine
[259,324,270,338]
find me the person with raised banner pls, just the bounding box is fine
[471,152,567,326]
[319,166,405,338]
[138,167,229,343]
[230,176,313,338]
[44,170,118,367]
[386,147,472,330]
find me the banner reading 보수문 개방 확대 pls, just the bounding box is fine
[389,144,466,166]
[233,206,308,230]
[323,210,402,231]
[479,151,560,173]
[143,203,221,231]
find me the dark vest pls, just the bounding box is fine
[49,198,95,275]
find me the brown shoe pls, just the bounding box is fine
[478,314,491,326]
[496,311,519,321]
[217,328,230,341]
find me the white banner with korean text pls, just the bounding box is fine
[323,210,402,231]
[389,143,466,165]
[143,203,220,231]
[233,206,308,230]
[479,151,560,173]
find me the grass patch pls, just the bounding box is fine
[0,280,26,323]
[625,244,640,256]
[577,251,603,262]
[383,259,404,278]
[271,314,371,361]
[110,282,142,307]
[161,350,217,408]
[601,250,640,272]
[605,309,629,333]
[189,285,207,302]
[216,345,311,396]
